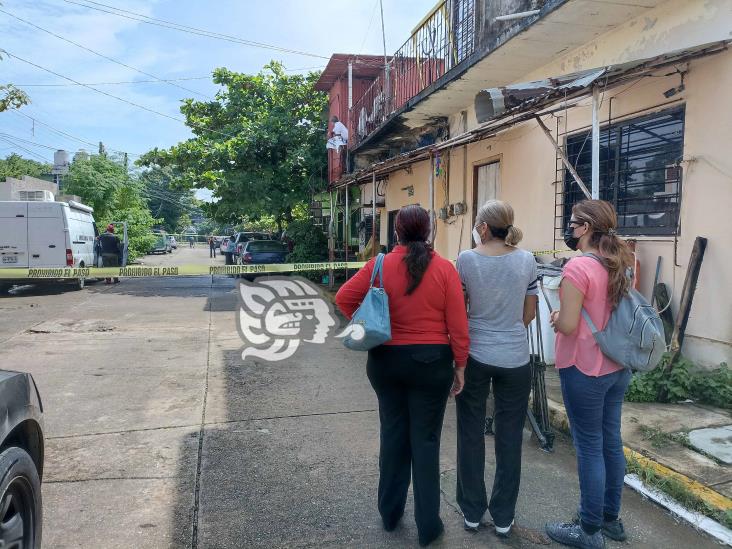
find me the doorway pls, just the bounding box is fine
[473,161,501,224]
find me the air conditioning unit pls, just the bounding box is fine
[17,190,55,202]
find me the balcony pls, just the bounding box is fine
[349,0,475,150]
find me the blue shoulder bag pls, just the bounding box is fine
[342,253,391,351]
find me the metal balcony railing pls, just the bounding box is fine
[350,0,475,149]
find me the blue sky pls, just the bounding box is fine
[0,0,428,192]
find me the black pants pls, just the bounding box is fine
[224,252,233,265]
[456,357,531,527]
[367,344,453,545]
[209,246,216,258]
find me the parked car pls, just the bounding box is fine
[235,240,289,280]
[232,232,275,256]
[0,369,44,548]
[149,231,171,254]
[168,236,177,249]
[0,199,96,293]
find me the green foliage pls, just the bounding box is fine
[0,84,29,112]
[139,62,328,227]
[285,219,328,282]
[626,354,732,408]
[139,165,197,232]
[689,363,732,409]
[0,153,52,180]
[63,154,159,261]
[64,155,130,220]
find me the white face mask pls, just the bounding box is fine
[472,227,482,246]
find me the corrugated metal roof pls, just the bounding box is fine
[314,54,387,92]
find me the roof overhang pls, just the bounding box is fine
[314,54,388,92]
[351,0,672,156]
[332,41,728,188]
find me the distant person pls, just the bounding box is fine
[208,236,216,258]
[224,235,236,265]
[98,224,122,284]
[546,200,634,548]
[189,236,195,248]
[335,205,469,547]
[455,200,538,539]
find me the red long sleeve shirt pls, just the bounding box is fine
[335,246,469,367]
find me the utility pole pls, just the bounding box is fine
[379,0,390,112]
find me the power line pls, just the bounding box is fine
[0,132,62,152]
[5,51,238,140]
[59,0,330,59]
[0,8,212,100]
[358,0,380,56]
[10,110,143,157]
[16,76,212,87]
[0,135,53,162]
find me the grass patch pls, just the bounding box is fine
[626,453,732,530]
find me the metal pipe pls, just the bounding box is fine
[494,9,540,22]
[429,153,435,242]
[348,61,353,110]
[535,116,592,200]
[328,191,334,290]
[591,85,600,199]
[372,172,377,258]
[344,183,349,278]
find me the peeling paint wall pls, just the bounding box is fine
[379,49,732,367]
[522,0,732,80]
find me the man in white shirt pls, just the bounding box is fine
[331,116,348,143]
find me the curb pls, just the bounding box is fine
[545,397,732,514]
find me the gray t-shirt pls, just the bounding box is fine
[456,248,539,367]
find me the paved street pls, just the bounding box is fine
[0,247,721,548]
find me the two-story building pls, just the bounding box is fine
[316,0,732,367]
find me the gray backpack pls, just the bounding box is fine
[581,254,665,372]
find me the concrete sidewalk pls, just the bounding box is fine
[544,368,732,525]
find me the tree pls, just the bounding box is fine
[139,165,196,232]
[140,62,328,231]
[0,84,28,113]
[64,154,157,260]
[0,154,52,180]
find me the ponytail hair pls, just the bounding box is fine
[475,199,523,246]
[572,200,634,307]
[394,205,433,295]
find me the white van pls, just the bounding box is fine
[0,200,97,293]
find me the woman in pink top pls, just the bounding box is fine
[546,200,634,549]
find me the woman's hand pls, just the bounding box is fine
[550,310,560,332]
[450,367,465,396]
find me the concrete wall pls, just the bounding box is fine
[0,176,58,201]
[364,0,732,367]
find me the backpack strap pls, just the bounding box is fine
[369,253,385,288]
[581,308,599,334]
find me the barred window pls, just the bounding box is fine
[563,107,685,236]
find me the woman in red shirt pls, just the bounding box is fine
[336,205,469,547]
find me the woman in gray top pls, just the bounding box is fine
[455,199,538,538]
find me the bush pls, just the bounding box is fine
[626,354,732,409]
[285,219,328,283]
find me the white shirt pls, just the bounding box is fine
[332,120,348,142]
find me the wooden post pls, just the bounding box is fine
[658,236,707,401]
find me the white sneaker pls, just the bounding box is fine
[463,519,480,532]
[495,519,514,537]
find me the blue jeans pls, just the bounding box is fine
[559,366,631,533]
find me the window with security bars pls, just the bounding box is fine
[562,106,685,236]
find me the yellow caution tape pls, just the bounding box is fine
[0,249,571,279]
[0,262,368,279]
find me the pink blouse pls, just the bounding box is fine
[555,256,623,377]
